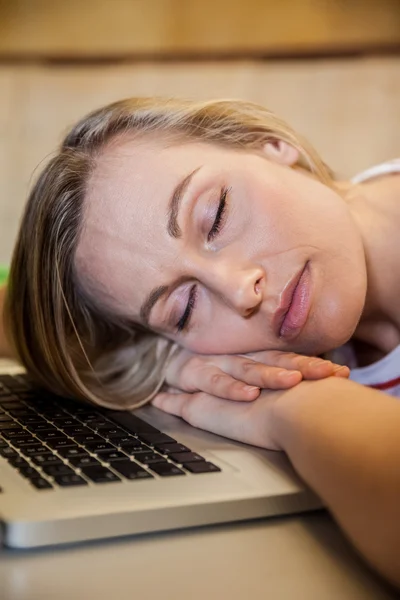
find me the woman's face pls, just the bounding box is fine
[77,136,367,356]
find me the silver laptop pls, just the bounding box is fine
[0,365,321,549]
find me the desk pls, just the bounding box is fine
[0,512,396,599]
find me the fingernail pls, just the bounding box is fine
[244,386,260,393]
[333,365,349,376]
[278,370,301,377]
[311,359,330,367]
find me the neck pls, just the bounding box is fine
[343,173,400,356]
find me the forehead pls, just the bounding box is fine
[75,137,224,316]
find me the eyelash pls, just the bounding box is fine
[176,284,197,332]
[175,186,230,333]
[207,186,229,242]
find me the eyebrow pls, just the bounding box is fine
[140,168,201,326]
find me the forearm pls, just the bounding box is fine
[273,377,400,587]
[0,285,13,358]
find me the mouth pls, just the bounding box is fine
[273,261,312,341]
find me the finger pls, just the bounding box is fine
[190,367,262,401]
[152,391,194,417]
[152,391,254,442]
[216,356,303,390]
[179,359,262,401]
[244,351,344,380]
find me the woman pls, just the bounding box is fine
[1,97,400,586]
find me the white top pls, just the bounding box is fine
[333,159,400,397]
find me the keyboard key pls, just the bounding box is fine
[68,455,100,468]
[25,420,53,430]
[26,422,56,431]
[0,422,22,431]
[32,454,64,466]
[10,437,39,448]
[117,444,150,455]
[111,460,153,480]
[112,436,139,447]
[0,415,13,422]
[54,474,87,487]
[105,411,160,434]
[103,428,132,438]
[81,465,121,483]
[75,412,101,421]
[47,438,77,450]
[2,429,31,439]
[19,416,48,425]
[55,418,80,429]
[43,464,75,477]
[0,446,18,458]
[91,422,119,431]
[68,406,94,414]
[135,453,168,465]
[84,441,115,453]
[22,445,52,456]
[98,450,127,462]
[155,443,190,455]
[30,477,53,490]
[40,410,67,419]
[56,446,89,459]
[36,431,67,442]
[170,452,205,464]
[62,426,93,437]
[150,463,185,477]
[8,456,30,469]
[137,433,177,446]
[74,433,103,444]
[184,462,221,474]
[19,466,41,479]
[9,409,34,417]
[0,438,9,447]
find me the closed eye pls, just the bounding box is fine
[175,284,197,332]
[207,186,230,242]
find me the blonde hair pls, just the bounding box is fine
[5,97,332,410]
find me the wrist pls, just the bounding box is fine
[270,377,347,453]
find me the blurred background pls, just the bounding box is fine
[0,0,399,264]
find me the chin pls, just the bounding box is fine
[292,308,362,357]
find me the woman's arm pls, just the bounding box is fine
[273,377,400,587]
[154,377,400,587]
[0,285,12,358]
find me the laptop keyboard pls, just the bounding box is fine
[0,373,220,491]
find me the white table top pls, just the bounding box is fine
[0,511,397,600]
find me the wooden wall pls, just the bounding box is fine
[0,0,399,58]
[1,56,399,264]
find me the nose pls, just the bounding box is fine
[201,260,265,317]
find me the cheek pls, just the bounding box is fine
[177,318,271,355]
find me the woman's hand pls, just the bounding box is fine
[153,386,284,449]
[165,347,349,402]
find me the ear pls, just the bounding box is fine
[262,139,299,166]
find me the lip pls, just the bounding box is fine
[273,261,311,341]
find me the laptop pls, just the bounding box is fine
[0,364,321,548]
